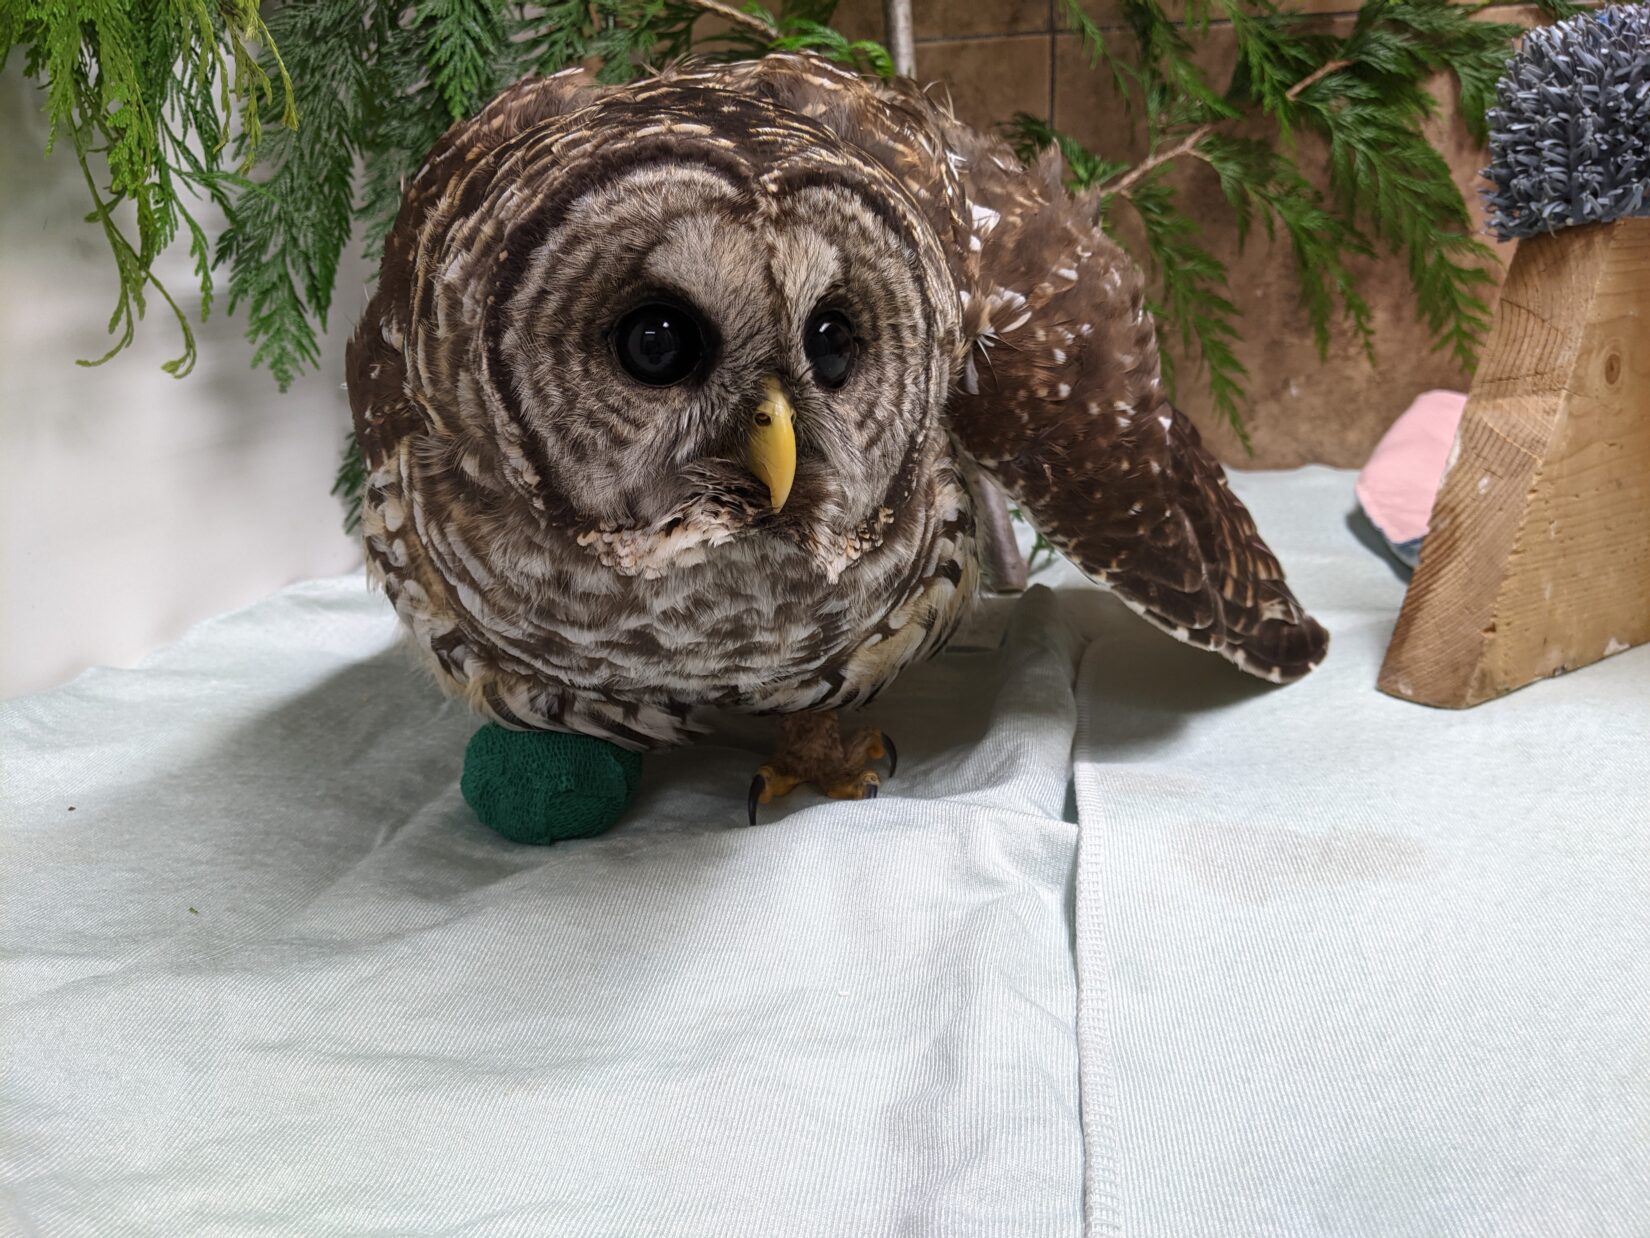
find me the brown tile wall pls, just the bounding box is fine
[829,0,1545,466]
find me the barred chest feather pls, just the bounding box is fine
[364,448,978,750]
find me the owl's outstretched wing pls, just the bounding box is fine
[939,123,1329,683]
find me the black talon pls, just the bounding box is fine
[881,732,898,779]
[747,775,765,827]
[864,781,878,800]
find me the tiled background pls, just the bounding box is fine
[824,0,1546,467]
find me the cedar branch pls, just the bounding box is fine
[1286,57,1353,100]
[1106,124,1217,196]
[1102,58,1353,197]
[680,0,777,38]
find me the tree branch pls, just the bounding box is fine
[1101,58,1353,197]
[680,0,777,39]
[1105,123,1217,196]
[1285,57,1352,101]
[883,0,915,76]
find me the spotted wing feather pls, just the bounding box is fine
[939,123,1329,683]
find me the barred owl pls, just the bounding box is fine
[347,54,1327,815]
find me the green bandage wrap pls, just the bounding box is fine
[460,725,642,844]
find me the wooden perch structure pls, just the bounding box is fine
[1379,216,1650,708]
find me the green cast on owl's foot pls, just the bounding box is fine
[460,724,642,844]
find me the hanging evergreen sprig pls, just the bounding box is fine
[215,1,371,389]
[1,1,294,375]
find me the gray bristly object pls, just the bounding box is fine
[1482,3,1650,242]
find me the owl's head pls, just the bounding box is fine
[377,77,963,570]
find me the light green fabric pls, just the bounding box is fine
[1,572,1085,1237]
[3,468,1646,1238]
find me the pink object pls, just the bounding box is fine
[1355,389,1469,546]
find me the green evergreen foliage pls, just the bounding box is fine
[6,0,1545,501]
[1,0,293,375]
[1009,0,1523,439]
[215,2,367,388]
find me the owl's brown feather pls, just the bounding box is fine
[346,53,1323,757]
[349,61,976,747]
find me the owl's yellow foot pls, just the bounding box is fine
[747,712,897,825]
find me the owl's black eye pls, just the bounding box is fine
[613,302,706,386]
[804,308,856,389]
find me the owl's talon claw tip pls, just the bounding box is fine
[881,732,897,779]
[747,775,765,826]
[864,781,878,800]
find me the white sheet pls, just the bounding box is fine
[0,570,1086,1236]
[3,467,1646,1236]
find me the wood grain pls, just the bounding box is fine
[1379,216,1650,707]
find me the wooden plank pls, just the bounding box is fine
[1379,217,1650,707]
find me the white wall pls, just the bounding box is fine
[1,70,367,697]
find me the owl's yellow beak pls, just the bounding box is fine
[747,376,796,512]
